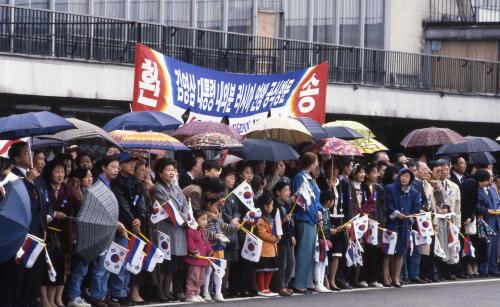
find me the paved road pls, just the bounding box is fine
[139,278,500,307]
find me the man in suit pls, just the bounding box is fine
[450,156,467,186]
[178,154,204,189]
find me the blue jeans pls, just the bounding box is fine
[408,247,421,279]
[108,236,131,298]
[67,253,109,301]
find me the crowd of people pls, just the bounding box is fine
[1,141,500,307]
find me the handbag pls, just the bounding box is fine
[464,218,477,235]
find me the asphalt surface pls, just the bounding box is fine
[138,278,500,307]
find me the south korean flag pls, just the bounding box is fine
[416,213,433,237]
[104,242,129,274]
[241,233,263,262]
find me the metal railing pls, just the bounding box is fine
[1,4,500,96]
[429,0,500,24]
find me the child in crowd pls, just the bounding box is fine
[314,190,335,293]
[271,180,295,296]
[255,193,280,297]
[203,197,241,302]
[185,210,213,303]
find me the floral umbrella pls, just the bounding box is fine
[109,130,189,154]
[349,138,388,154]
[400,127,465,148]
[171,121,242,141]
[320,137,363,156]
[323,120,375,139]
[183,132,243,150]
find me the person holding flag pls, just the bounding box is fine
[383,168,421,288]
[291,152,322,294]
[255,193,280,297]
[314,190,335,292]
[153,158,190,302]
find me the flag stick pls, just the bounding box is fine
[124,229,150,242]
[47,226,61,232]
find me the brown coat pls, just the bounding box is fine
[256,217,279,258]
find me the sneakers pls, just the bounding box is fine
[203,293,212,302]
[214,292,225,302]
[68,297,92,307]
[185,296,200,303]
[369,282,384,288]
[196,295,206,302]
[314,285,332,293]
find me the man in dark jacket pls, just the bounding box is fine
[108,152,146,305]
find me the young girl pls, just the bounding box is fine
[203,197,240,302]
[271,180,295,296]
[255,193,280,297]
[185,210,213,303]
[314,190,335,293]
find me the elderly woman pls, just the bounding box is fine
[153,158,190,302]
[291,152,322,293]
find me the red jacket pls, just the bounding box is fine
[185,227,213,266]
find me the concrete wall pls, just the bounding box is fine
[1,54,499,124]
[387,0,429,53]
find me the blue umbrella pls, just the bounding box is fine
[323,126,364,140]
[0,179,31,264]
[469,152,496,165]
[102,111,182,132]
[0,111,76,140]
[231,139,300,161]
[294,117,328,140]
[437,136,500,155]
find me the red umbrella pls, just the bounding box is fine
[171,121,242,141]
[400,127,466,148]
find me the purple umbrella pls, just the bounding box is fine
[171,121,242,141]
[400,127,466,148]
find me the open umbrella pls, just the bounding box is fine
[75,180,119,264]
[244,117,312,146]
[0,111,76,140]
[320,138,363,156]
[400,127,465,148]
[231,139,300,161]
[183,132,242,150]
[102,111,182,132]
[294,117,327,140]
[0,179,31,263]
[437,136,500,155]
[469,152,496,165]
[109,130,189,152]
[323,126,364,140]
[323,120,375,139]
[171,121,242,141]
[349,138,388,154]
[38,118,121,148]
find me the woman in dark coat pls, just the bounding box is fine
[383,168,420,287]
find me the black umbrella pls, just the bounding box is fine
[75,180,119,264]
[469,152,496,165]
[0,179,31,263]
[323,126,364,140]
[437,136,500,155]
[294,117,328,140]
[230,139,300,161]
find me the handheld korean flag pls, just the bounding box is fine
[272,210,283,236]
[150,200,168,224]
[104,241,128,274]
[125,235,146,275]
[162,200,185,227]
[409,232,414,256]
[345,241,355,267]
[15,235,45,268]
[447,223,460,248]
[416,213,433,237]
[364,219,379,246]
[232,181,255,210]
[186,198,198,230]
[352,215,369,241]
[45,248,57,282]
[142,241,164,272]
[314,234,320,263]
[433,235,447,258]
[413,230,432,246]
[382,229,398,255]
[463,236,475,258]
[211,258,227,279]
[241,233,263,262]
[243,208,262,224]
[294,181,312,211]
[353,240,363,266]
[157,231,171,260]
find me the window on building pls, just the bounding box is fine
[94,0,125,18]
[313,0,336,43]
[197,0,223,30]
[364,0,384,49]
[130,0,159,22]
[165,0,191,27]
[258,0,282,11]
[14,0,49,9]
[54,0,89,14]
[338,0,360,46]
[228,0,252,33]
[285,0,308,41]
